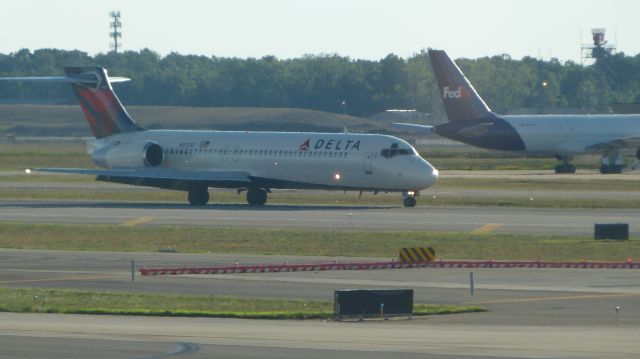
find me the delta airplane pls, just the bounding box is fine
[1,67,437,207]
[395,49,640,174]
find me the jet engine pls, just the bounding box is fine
[92,141,164,168]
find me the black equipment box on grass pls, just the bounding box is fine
[334,289,413,320]
[594,223,629,240]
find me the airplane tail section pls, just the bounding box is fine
[428,49,494,122]
[64,67,143,138]
[0,67,143,139]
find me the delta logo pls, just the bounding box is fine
[298,139,310,151]
[442,86,471,99]
[298,138,361,151]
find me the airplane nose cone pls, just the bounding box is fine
[424,161,438,188]
[409,159,438,189]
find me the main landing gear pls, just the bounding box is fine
[402,191,417,208]
[246,188,268,206]
[188,187,209,206]
[599,151,624,174]
[554,155,576,174]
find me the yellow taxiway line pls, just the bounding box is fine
[121,216,154,227]
[471,223,503,234]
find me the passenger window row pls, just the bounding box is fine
[165,147,350,158]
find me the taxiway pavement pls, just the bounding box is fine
[0,199,639,236]
[1,311,638,359]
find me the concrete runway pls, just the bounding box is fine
[2,312,639,359]
[1,170,640,357]
[0,199,639,236]
[2,249,640,327]
[2,248,640,358]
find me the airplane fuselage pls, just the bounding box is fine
[425,49,640,174]
[90,130,438,192]
[505,114,640,155]
[435,114,640,157]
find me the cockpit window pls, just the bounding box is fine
[380,143,415,158]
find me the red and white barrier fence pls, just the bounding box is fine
[139,259,640,276]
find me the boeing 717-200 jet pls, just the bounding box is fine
[1,67,437,207]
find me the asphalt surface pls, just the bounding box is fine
[3,249,639,358]
[0,199,638,236]
[2,170,640,358]
[2,313,638,359]
[1,249,640,328]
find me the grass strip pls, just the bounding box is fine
[5,171,640,191]
[0,222,638,261]
[1,187,640,209]
[0,288,485,319]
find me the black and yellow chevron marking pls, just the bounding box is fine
[399,247,435,263]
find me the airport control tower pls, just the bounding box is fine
[581,28,615,64]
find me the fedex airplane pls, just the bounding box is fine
[0,67,437,207]
[395,49,640,174]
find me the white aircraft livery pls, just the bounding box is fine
[394,49,640,174]
[0,67,438,207]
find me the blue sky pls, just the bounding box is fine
[1,0,638,61]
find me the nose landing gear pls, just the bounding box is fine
[402,191,418,207]
[403,196,417,207]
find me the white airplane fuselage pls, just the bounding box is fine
[90,130,438,192]
[504,114,640,156]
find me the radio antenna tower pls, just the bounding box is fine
[109,11,122,53]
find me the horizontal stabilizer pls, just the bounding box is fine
[0,76,130,84]
[391,123,434,134]
[455,122,494,137]
[1,67,138,139]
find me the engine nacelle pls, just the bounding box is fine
[92,141,164,168]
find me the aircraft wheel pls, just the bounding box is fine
[600,164,624,174]
[247,188,268,206]
[554,164,576,174]
[403,196,417,208]
[188,187,209,206]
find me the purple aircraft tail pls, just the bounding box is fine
[428,49,495,122]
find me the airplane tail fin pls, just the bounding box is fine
[428,49,494,122]
[0,67,143,139]
[64,67,143,138]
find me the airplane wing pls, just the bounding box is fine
[586,136,640,151]
[391,123,434,134]
[30,167,252,183]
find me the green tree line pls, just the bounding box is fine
[0,48,639,117]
